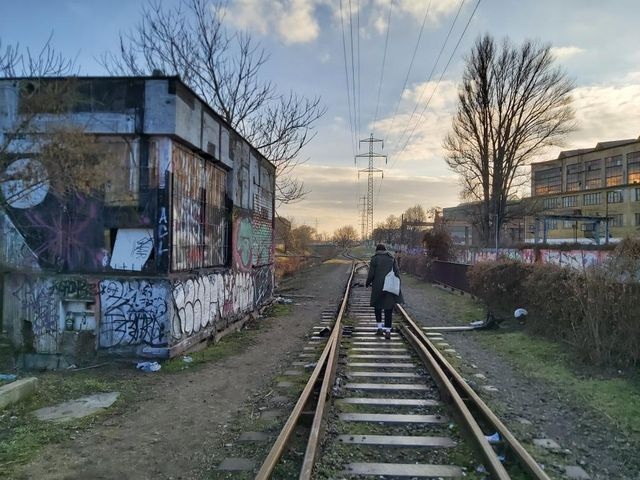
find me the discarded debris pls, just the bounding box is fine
[485,432,501,444]
[182,355,193,363]
[514,308,528,319]
[136,361,161,372]
[304,363,317,371]
[317,327,332,337]
[275,296,293,304]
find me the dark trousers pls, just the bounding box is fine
[374,308,393,329]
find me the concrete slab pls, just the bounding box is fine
[564,465,591,479]
[34,392,119,423]
[217,458,255,471]
[340,413,446,424]
[346,383,428,391]
[0,377,37,410]
[348,362,414,369]
[283,370,302,376]
[238,431,270,442]
[338,434,455,448]
[276,381,293,388]
[337,398,439,407]
[348,371,419,378]
[473,373,487,380]
[344,462,462,477]
[533,438,562,451]
[260,410,282,420]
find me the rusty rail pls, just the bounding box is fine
[255,262,355,480]
[397,304,551,480]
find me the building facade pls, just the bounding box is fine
[0,77,275,364]
[530,138,640,242]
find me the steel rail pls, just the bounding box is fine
[255,262,356,480]
[299,262,355,479]
[398,304,551,480]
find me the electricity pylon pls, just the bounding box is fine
[356,133,386,242]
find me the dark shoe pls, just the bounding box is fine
[385,331,391,340]
[375,328,384,336]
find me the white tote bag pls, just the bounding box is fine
[382,269,400,295]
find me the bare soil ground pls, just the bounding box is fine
[13,260,351,480]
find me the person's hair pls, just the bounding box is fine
[375,244,386,251]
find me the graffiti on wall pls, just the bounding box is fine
[9,276,98,352]
[11,278,59,336]
[457,247,611,270]
[233,212,253,271]
[253,265,273,306]
[171,272,254,341]
[99,280,169,347]
[0,211,40,271]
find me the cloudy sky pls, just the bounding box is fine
[2,0,640,236]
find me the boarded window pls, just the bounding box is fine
[171,144,228,271]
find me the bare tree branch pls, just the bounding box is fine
[444,34,575,246]
[100,0,325,204]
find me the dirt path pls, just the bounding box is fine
[401,274,640,480]
[16,260,351,480]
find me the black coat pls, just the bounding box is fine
[365,251,404,309]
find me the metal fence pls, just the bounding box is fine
[430,260,471,293]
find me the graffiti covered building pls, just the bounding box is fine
[0,76,275,363]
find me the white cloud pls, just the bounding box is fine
[550,45,585,61]
[225,0,320,44]
[560,82,640,150]
[279,165,461,234]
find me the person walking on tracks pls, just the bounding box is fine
[365,244,404,339]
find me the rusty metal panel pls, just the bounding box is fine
[171,143,228,271]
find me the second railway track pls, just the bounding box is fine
[256,261,550,479]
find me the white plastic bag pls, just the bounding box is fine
[382,270,400,295]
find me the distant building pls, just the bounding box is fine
[0,76,275,365]
[443,137,640,247]
[529,137,640,242]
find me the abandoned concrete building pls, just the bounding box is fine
[0,76,275,366]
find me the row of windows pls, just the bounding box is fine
[543,188,640,208]
[535,151,640,194]
[546,213,633,230]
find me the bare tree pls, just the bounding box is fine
[333,225,358,248]
[0,33,76,77]
[100,0,325,205]
[443,34,575,246]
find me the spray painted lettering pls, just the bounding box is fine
[99,280,169,347]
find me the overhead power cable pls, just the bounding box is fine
[390,0,466,156]
[339,0,356,156]
[372,0,393,128]
[395,0,482,159]
[348,0,359,143]
[382,0,432,142]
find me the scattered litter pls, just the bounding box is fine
[182,355,193,363]
[136,361,161,372]
[469,320,484,327]
[66,364,78,370]
[318,327,332,337]
[476,464,487,474]
[0,374,17,382]
[304,363,317,371]
[275,296,293,304]
[497,454,506,463]
[485,432,501,444]
[514,308,528,318]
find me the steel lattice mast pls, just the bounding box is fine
[355,133,386,241]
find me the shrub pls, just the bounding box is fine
[467,260,533,318]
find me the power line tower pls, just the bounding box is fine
[356,133,386,242]
[358,195,367,241]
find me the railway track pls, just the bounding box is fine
[256,261,549,479]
